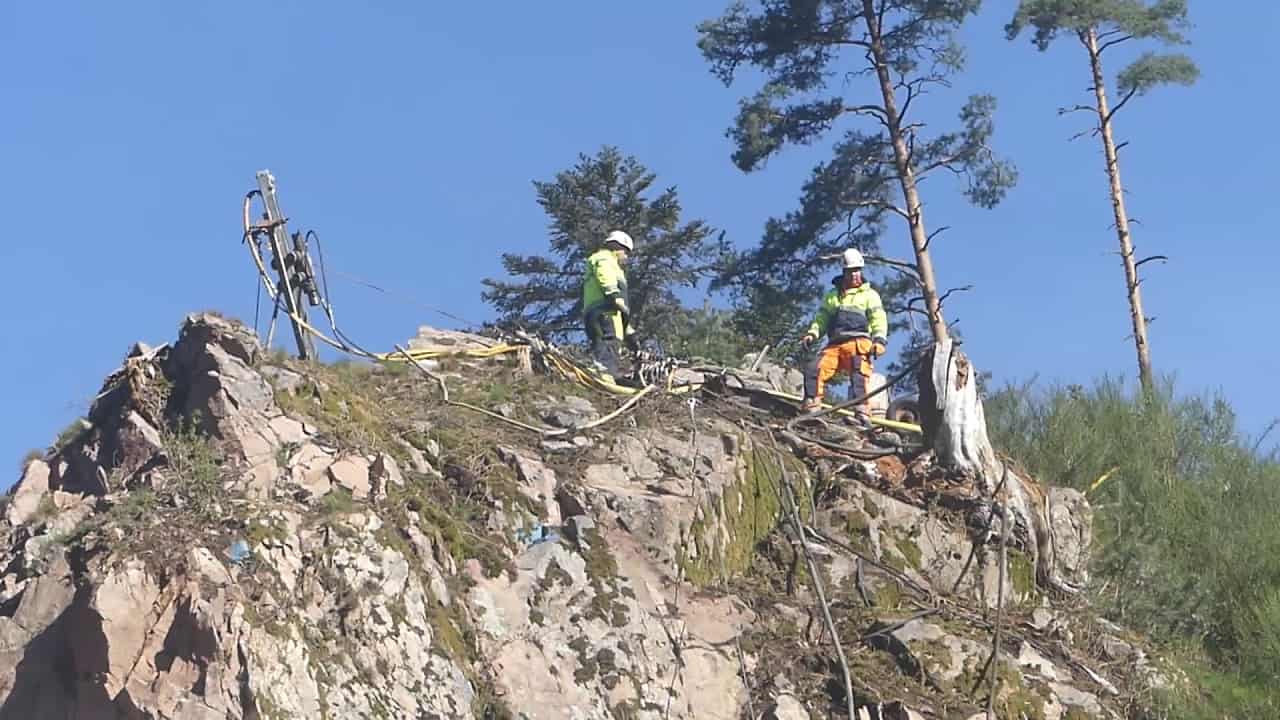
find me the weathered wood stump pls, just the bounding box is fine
[917,338,1081,595]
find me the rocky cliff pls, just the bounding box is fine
[0,314,1175,719]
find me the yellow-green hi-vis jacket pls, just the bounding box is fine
[582,249,633,339]
[806,283,888,344]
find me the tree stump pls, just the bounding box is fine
[917,338,1081,595]
[514,346,533,377]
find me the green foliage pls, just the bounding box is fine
[726,282,807,353]
[104,488,159,537]
[1162,650,1280,719]
[318,486,356,516]
[986,377,1280,712]
[697,0,1015,349]
[653,302,754,366]
[273,361,396,453]
[480,146,728,345]
[1007,0,1192,49]
[51,417,89,453]
[161,417,225,523]
[1116,50,1199,96]
[1006,0,1199,99]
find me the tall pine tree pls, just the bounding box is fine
[698,0,1017,348]
[1006,0,1199,393]
[481,147,726,348]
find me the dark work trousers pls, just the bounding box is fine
[584,306,622,377]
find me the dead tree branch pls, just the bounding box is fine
[768,434,857,720]
[844,104,891,127]
[985,467,1013,717]
[922,224,950,252]
[734,636,757,720]
[840,197,911,221]
[1069,126,1101,142]
[914,285,975,309]
[1097,34,1135,54]
[865,254,923,283]
[1105,87,1138,124]
[1252,419,1280,456]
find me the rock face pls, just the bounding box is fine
[0,314,1171,719]
[5,460,50,526]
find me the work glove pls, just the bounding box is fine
[611,296,629,314]
[801,333,817,350]
[872,337,887,358]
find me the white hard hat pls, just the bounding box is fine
[842,248,865,269]
[605,230,634,252]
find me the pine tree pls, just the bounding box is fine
[1007,0,1199,393]
[663,301,755,366]
[481,147,726,345]
[698,0,1017,347]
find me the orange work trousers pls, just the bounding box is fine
[804,337,875,407]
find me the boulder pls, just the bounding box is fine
[536,395,600,429]
[6,458,51,526]
[327,456,372,500]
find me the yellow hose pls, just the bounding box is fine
[1088,466,1120,495]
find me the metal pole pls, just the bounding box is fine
[254,170,316,361]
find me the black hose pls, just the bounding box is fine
[301,228,382,361]
[306,229,332,314]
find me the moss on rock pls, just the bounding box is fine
[679,439,810,588]
[1008,550,1036,602]
[893,533,923,571]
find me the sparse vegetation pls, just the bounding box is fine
[273,367,395,453]
[318,486,356,516]
[19,448,43,472]
[160,415,225,523]
[30,493,58,524]
[244,514,289,547]
[51,417,89,453]
[102,487,160,539]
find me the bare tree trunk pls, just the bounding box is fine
[862,0,949,344]
[1085,28,1154,393]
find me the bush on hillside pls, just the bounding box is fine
[986,378,1280,714]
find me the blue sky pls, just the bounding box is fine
[2,1,1276,477]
